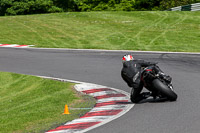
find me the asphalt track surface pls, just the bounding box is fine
[0,48,200,133]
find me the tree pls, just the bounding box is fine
[0,0,63,16]
[52,0,78,11]
[134,0,162,10]
[76,0,135,11]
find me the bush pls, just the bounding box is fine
[52,0,78,11]
[76,0,135,11]
[115,0,135,11]
[134,0,161,11]
[0,0,63,16]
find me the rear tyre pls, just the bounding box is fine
[152,79,177,101]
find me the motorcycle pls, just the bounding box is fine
[131,65,178,102]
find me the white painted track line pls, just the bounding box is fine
[37,76,134,133]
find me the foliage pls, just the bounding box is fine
[0,0,63,15]
[134,0,199,10]
[76,0,135,11]
[134,0,161,10]
[52,0,78,11]
[0,0,200,15]
[160,0,200,10]
[113,0,135,11]
[76,0,200,11]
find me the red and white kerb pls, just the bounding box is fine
[46,83,131,133]
[0,44,33,48]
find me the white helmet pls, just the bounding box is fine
[122,54,134,62]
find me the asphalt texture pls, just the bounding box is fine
[0,48,200,133]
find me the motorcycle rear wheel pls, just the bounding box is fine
[152,79,177,101]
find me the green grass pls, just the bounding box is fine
[0,11,199,52]
[0,72,95,133]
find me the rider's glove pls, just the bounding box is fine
[164,76,172,83]
[159,73,172,83]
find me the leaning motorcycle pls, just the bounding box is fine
[131,65,178,102]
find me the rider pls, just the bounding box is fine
[121,54,172,103]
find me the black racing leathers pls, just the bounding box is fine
[121,60,157,103]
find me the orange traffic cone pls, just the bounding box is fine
[63,104,70,114]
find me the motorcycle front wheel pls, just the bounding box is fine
[152,79,177,101]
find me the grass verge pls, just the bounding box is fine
[0,72,95,133]
[0,11,199,52]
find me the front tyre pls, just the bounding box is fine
[152,79,177,101]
